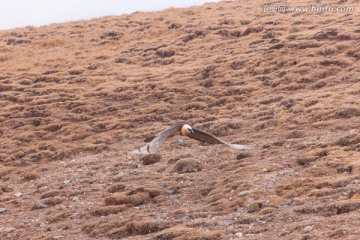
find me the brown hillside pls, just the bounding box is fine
[0,0,359,239]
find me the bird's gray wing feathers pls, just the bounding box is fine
[129,124,183,155]
[188,128,256,150]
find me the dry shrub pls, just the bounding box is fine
[107,183,126,193]
[259,96,283,105]
[0,165,14,178]
[82,220,123,237]
[41,191,63,199]
[175,230,225,240]
[154,226,192,240]
[313,28,338,40]
[111,191,150,206]
[297,148,328,166]
[68,69,84,75]
[210,121,241,136]
[336,107,360,119]
[91,205,128,216]
[40,38,66,48]
[106,187,163,206]
[319,47,336,56]
[156,49,175,58]
[83,144,109,153]
[316,67,341,79]
[0,54,12,62]
[14,132,35,143]
[236,152,251,160]
[335,134,360,148]
[42,196,65,206]
[286,130,304,139]
[181,102,208,111]
[141,154,162,165]
[326,200,360,215]
[171,159,202,174]
[297,156,319,166]
[109,220,168,238]
[276,179,315,198]
[242,26,263,36]
[0,84,13,92]
[61,131,91,142]
[347,50,360,60]
[23,172,39,181]
[308,188,335,197]
[258,207,277,215]
[47,210,73,222]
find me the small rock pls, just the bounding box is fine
[301,234,311,240]
[156,166,166,173]
[304,225,313,233]
[63,179,70,185]
[116,172,125,178]
[165,187,181,195]
[239,190,251,197]
[353,180,360,185]
[0,208,7,213]
[14,192,22,198]
[130,169,143,175]
[170,158,202,174]
[32,201,48,210]
[53,235,65,239]
[3,227,15,233]
[235,232,243,237]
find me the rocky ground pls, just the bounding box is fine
[0,0,359,239]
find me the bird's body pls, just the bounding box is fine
[129,123,255,155]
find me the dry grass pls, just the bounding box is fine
[0,0,359,239]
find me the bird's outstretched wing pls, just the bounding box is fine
[129,124,183,155]
[188,127,256,150]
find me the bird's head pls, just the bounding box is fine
[181,124,194,136]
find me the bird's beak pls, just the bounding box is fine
[189,128,194,134]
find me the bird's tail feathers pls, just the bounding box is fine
[228,143,256,150]
[128,145,151,155]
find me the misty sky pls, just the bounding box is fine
[0,0,220,30]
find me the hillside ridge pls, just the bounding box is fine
[0,0,359,239]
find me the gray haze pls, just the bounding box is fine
[0,0,220,30]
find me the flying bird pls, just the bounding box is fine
[129,123,255,155]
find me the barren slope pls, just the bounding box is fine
[0,0,360,239]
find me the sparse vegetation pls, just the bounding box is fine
[0,0,359,239]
